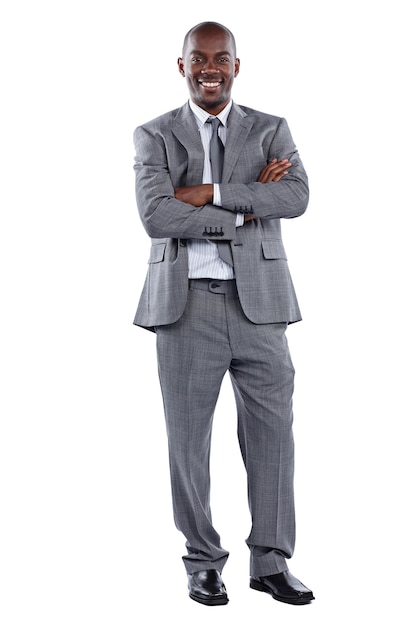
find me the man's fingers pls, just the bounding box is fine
[258,159,292,183]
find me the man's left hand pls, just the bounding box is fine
[257,158,292,183]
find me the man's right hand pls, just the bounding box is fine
[174,184,213,206]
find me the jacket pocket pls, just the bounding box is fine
[261,239,287,260]
[148,242,166,264]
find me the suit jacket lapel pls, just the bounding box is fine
[223,104,253,183]
[171,104,205,186]
[171,102,253,185]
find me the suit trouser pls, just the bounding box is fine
[155,279,296,577]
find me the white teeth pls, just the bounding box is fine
[201,82,220,87]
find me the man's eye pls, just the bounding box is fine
[218,58,230,63]
[191,57,202,63]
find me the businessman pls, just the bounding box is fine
[133,21,314,606]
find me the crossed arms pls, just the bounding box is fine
[174,158,293,222]
[134,117,308,240]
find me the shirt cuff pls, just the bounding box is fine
[213,183,221,206]
[213,184,243,226]
[235,213,244,227]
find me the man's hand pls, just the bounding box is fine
[174,184,213,207]
[175,159,291,220]
[257,158,292,183]
[244,159,292,222]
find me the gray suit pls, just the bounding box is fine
[133,102,308,330]
[133,102,309,577]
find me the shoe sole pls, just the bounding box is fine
[250,579,314,605]
[189,592,229,606]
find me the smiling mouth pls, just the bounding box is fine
[199,80,222,88]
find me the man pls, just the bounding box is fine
[133,21,314,606]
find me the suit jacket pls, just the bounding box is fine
[133,102,308,330]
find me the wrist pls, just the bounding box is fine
[205,183,214,204]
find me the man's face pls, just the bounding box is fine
[178,26,240,115]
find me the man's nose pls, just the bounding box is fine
[201,60,218,73]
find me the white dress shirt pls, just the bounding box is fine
[187,100,243,279]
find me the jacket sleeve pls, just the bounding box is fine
[219,118,309,219]
[133,126,237,240]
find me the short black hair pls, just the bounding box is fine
[182,21,237,57]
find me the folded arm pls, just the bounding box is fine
[133,117,308,240]
[133,126,236,240]
[173,118,308,221]
[174,158,293,222]
[218,118,309,220]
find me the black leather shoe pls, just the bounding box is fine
[250,570,314,605]
[188,569,229,606]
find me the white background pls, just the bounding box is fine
[1,1,417,624]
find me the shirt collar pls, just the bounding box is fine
[188,99,233,128]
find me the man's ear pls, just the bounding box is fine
[178,57,185,77]
[234,58,240,78]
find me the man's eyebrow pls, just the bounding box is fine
[189,50,232,56]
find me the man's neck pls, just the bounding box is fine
[189,99,233,122]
